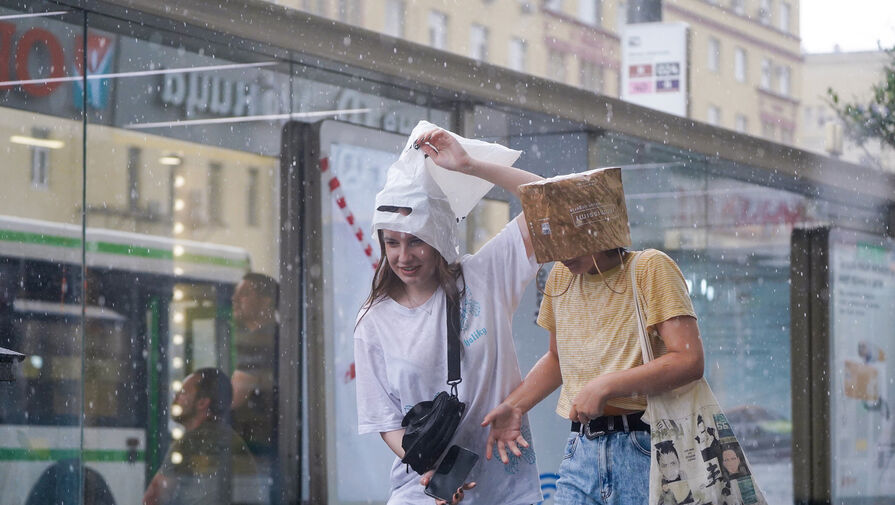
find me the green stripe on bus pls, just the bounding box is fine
[0,229,81,248]
[0,229,248,269]
[0,448,145,462]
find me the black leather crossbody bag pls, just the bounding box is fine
[399,296,465,474]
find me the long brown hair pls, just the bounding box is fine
[357,230,465,327]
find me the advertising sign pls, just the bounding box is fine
[829,229,895,501]
[621,22,689,117]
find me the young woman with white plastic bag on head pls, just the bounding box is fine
[353,122,544,505]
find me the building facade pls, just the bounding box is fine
[664,0,801,142]
[277,0,801,143]
[800,50,895,173]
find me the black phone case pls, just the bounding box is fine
[424,445,479,502]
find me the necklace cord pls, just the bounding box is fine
[592,250,628,295]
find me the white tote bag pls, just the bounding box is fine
[630,253,768,505]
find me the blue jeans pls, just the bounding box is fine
[555,429,651,505]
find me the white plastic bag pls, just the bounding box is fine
[372,121,522,264]
[408,120,521,219]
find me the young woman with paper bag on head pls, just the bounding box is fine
[461,166,767,505]
[353,121,544,505]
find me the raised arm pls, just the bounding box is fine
[416,129,542,257]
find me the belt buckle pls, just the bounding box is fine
[583,423,605,440]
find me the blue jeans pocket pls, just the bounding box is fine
[563,433,578,460]
[629,430,651,456]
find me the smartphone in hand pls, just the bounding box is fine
[424,445,479,502]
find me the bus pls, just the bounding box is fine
[0,215,251,505]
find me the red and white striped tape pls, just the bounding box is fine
[320,157,379,271]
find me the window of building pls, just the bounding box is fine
[762,121,777,139]
[31,147,49,190]
[734,47,747,83]
[470,24,489,61]
[579,60,604,93]
[167,167,178,219]
[578,0,602,26]
[781,128,793,144]
[759,0,772,25]
[127,147,141,211]
[338,0,362,25]
[707,105,721,126]
[778,65,791,96]
[731,0,745,15]
[247,167,259,227]
[761,58,772,89]
[428,11,448,49]
[548,49,566,83]
[208,162,223,224]
[509,37,527,72]
[735,114,748,133]
[616,0,627,30]
[708,37,720,72]
[384,0,404,37]
[28,127,51,190]
[545,0,562,11]
[303,0,328,16]
[778,2,790,32]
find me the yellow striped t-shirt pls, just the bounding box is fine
[537,249,697,416]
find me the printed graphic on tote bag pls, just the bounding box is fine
[655,440,696,505]
[652,411,762,505]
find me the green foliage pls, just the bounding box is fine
[827,46,895,149]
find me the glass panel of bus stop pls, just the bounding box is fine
[79,12,286,505]
[0,5,88,505]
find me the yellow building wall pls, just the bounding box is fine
[665,0,802,143]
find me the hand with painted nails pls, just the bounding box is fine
[420,470,476,505]
[481,401,529,464]
[414,129,473,175]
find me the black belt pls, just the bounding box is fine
[570,412,649,439]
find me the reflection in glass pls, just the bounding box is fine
[0,6,87,505]
[79,11,283,505]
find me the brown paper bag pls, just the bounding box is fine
[519,167,631,263]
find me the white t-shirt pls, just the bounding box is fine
[354,221,542,505]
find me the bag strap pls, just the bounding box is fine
[629,251,655,364]
[446,295,462,394]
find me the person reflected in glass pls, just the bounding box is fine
[354,129,544,505]
[230,272,278,457]
[143,368,255,505]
